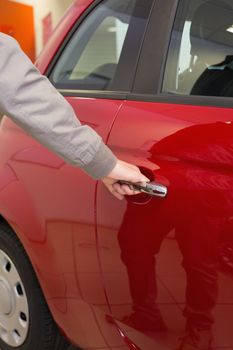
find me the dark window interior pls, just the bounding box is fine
[163,0,233,97]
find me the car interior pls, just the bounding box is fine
[163,0,233,97]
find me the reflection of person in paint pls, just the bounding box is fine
[118,121,233,350]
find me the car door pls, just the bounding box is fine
[34,0,154,347]
[96,0,233,349]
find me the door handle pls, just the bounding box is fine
[117,180,168,198]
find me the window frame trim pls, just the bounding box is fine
[127,93,233,109]
[58,89,128,100]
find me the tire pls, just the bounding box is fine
[0,221,69,350]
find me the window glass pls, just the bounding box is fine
[162,0,233,97]
[50,0,138,91]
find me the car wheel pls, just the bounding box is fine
[0,221,69,350]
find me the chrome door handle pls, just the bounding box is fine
[117,180,168,198]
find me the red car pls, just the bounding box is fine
[0,0,233,349]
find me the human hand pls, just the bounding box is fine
[101,159,150,200]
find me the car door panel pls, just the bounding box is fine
[0,95,123,348]
[96,100,233,349]
[66,96,123,139]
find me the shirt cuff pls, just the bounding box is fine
[82,142,117,180]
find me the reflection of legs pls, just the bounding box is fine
[176,216,220,349]
[176,216,219,330]
[120,254,158,310]
[118,201,171,331]
[119,243,168,331]
[183,264,217,331]
[120,253,168,331]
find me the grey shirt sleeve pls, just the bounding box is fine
[0,33,117,179]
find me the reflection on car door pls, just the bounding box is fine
[96,0,233,348]
[96,101,233,350]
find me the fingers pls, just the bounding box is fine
[106,159,150,184]
[102,179,141,200]
[112,183,140,196]
[102,158,151,200]
[109,185,124,200]
[130,174,150,184]
[111,191,124,200]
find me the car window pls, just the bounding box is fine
[162,0,233,97]
[50,0,150,92]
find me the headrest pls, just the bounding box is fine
[190,0,233,55]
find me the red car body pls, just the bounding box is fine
[0,0,233,349]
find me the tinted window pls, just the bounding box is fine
[163,0,233,97]
[50,0,151,92]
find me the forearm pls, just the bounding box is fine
[0,33,117,179]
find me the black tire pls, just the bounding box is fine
[0,221,70,350]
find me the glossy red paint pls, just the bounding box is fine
[0,0,233,349]
[97,101,233,349]
[0,99,124,348]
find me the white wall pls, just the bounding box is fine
[12,0,74,56]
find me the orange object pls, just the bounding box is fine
[0,0,35,61]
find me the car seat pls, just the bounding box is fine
[179,0,233,95]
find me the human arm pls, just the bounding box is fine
[0,33,149,198]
